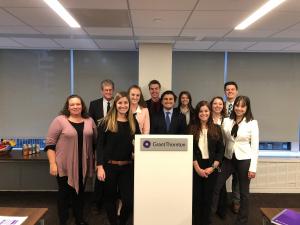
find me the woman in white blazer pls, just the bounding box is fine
[211,95,259,225]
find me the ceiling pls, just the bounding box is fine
[1,0,300,52]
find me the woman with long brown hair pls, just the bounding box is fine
[190,101,224,225]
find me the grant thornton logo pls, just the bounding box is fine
[143,140,151,148]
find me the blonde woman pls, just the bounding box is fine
[96,92,140,225]
[128,85,150,134]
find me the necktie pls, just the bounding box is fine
[228,103,233,116]
[107,101,110,113]
[165,112,171,131]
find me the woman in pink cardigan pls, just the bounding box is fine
[128,85,150,134]
[45,94,97,225]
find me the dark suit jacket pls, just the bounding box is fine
[89,98,104,126]
[193,125,224,165]
[150,108,187,134]
[146,99,162,118]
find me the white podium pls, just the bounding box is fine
[134,135,193,225]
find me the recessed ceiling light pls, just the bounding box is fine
[235,0,286,30]
[44,0,80,28]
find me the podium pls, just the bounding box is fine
[134,135,193,225]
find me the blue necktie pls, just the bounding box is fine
[165,112,171,131]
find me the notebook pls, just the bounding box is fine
[271,209,300,225]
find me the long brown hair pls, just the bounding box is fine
[189,101,220,141]
[230,95,254,122]
[101,92,136,134]
[210,96,226,118]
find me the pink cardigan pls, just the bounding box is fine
[135,106,150,134]
[46,115,97,193]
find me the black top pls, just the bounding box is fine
[193,125,224,165]
[146,99,162,118]
[96,120,141,165]
[69,121,84,185]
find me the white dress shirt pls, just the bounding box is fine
[222,117,259,172]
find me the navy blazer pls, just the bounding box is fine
[150,108,187,134]
[89,98,104,126]
[193,125,225,165]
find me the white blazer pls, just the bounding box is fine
[222,117,259,172]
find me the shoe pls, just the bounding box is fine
[232,202,240,214]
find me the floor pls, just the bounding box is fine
[0,191,299,225]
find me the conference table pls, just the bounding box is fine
[0,207,48,225]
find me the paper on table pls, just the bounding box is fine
[0,216,28,225]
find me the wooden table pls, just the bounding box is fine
[260,208,300,225]
[0,207,48,225]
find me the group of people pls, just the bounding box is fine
[45,79,259,225]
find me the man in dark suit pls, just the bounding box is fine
[89,79,114,126]
[145,80,162,118]
[150,90,187,134]
[89,79,114,211]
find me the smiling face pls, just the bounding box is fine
[162,94,175,110]
[116,96,129,116]
[68,97,82,117]
[225,84,238,102]
[234,100,247,119]
[212,98,224,114]
[149,83,160,101]
[129,87,141,105]
[180,94,190,107]
[198,105,210,124]
[101,84,114,101]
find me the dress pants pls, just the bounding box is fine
[193,159,217,225]
[211,155,251,225]
[56,176,85,225]
[103,164,133,225]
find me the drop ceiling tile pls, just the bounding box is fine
[210,41,256,50]
[129,0,197,10]
[0,37,22,47]
[186,11,248,29]
[249,12,300,30]
[174,41,214,50]
[195,0,263,11]
[0,8,25,26]
[272,29,300,38]
[34,26,86,35]
[131,10,190,29]
[95,39,136,50]
[0,26,40,34]
[0,0,47,7]
[61,0,128,9]
[12,37,61,48]
[134,28,180,36]
[278,0,300,12]
[85,27,132,36]
[54,38,98,49]
[181,29,229,40]
[247,42,296,51]
[284,43,300,51]
[226,29,275,38]
[6,7,69,26]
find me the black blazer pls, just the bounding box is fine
[150,108,187,134]
[89,98,104,126]
[193,125,224,165]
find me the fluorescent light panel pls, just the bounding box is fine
[235,0,286,30]
[44,0,80,28]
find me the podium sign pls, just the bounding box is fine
[134,135,193,225]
